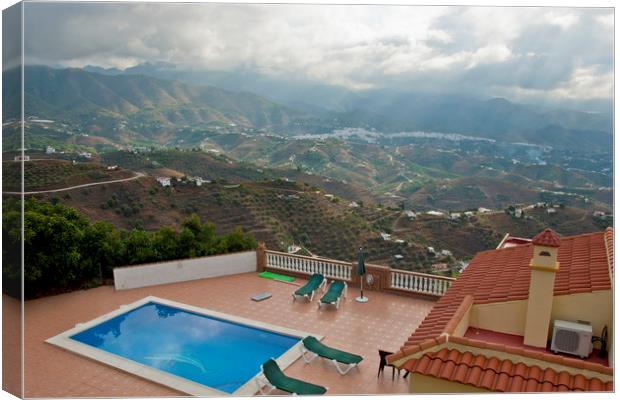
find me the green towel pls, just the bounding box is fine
[258,271,295,282]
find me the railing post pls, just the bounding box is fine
[256,242,267,272]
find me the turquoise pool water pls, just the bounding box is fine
[70,302,300,393]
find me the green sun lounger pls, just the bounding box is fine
[293,273,326,302]
[256,359,327,395]
[301,336,364,375]
[318,280,347,309]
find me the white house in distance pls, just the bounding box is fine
[426,210,445,217]
[156,177,171,187]
[190,177,209,186]
[287,244,302,254]
[431,263,449,272]
[405,210,417,219]
[46,146,56,154]
[106,165,118,171]
[380,232,392,241]
[14,155,30,161]
[478,207,492,213]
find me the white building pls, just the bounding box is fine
[431,263,449,272]
[478,207,492,213]
[348,201,359,208]
[547,208,557,214]
[404,210,417,219]
[194,177,208,186]
[287,244,302,254]
[78,151,92,159]
[449,213,461,220]
[393,254,404,260]
[464,211,475,218]
[440,249,453,257]
[426,210,445,217]
[14,155,30,161]
[380,232,392,241]
[457,260,470,273]
[46,146,56,154]
[156,177,171,187]
[106,165,118,171]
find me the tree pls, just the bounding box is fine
[153,226,180,261]
[123,230,157,264]
[220,227,257,253]
[82,221,123,281]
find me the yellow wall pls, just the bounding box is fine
[453,303,473,336]
[551,290,612,357]
[524,269,556,347]
[530,245,559,270]
[410,374,488,393]
[467,290,611,353]
[470,300,528,336]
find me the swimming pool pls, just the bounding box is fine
[46,296,320,396]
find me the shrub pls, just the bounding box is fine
[2,200,257,299]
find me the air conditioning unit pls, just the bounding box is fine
[550,320,593,358]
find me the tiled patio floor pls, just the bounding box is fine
[18,273,435,397]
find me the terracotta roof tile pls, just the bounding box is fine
[531,228,563,247]
[402,349,612,393]
[524,378,540,392]
[396,229,612,356]
[604,227,613,277]
[573,374,587,391]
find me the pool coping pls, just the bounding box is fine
[45,295,323,397]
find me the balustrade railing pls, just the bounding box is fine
[265,250,353,281]
[389,269,455,296]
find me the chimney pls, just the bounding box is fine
[523,228,561,348]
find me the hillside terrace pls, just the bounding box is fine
[5,246,451,397]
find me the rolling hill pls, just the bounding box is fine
[82,62,613,151]
[4,66,305,143]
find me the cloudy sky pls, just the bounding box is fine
[23,2,613,108]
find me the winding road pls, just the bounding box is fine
[3,172,145,195]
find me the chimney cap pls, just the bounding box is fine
[532,228,562,248]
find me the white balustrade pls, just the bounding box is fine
[265,250,352,281]
[389,269,454,296]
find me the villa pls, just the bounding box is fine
[3,228,612,397]
[387,228,613,393]
[156,176,171,187]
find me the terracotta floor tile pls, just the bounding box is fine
[15,272,435,397]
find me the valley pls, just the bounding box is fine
[3,65,613,277]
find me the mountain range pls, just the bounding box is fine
[3,65,614,150]
[4,66,304,132]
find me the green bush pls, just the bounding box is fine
[3,199,257,299]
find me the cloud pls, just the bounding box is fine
[22,3,613,106]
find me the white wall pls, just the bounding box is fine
[113,251,257,290]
